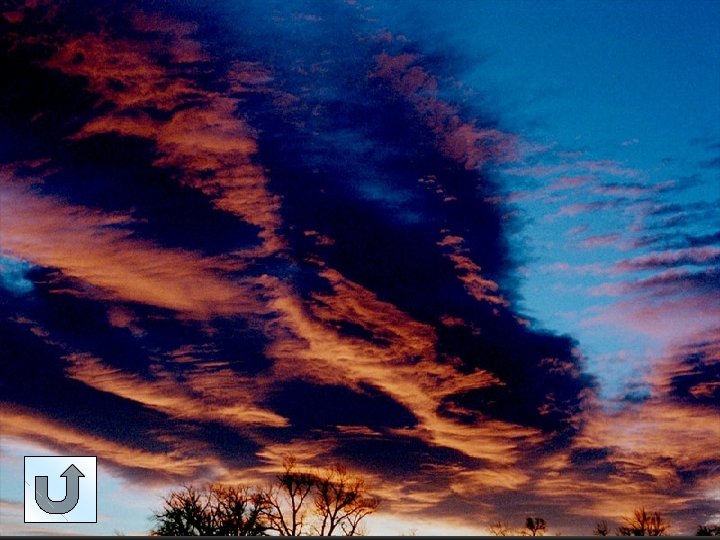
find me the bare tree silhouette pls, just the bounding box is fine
[151,456,379,536]
[489,520,511,536]
[314,464,379,536]
[213,485,268,536]
[593,520,609,536]
[523,517,547,536]
[262,457,317,536]
[616,507,669,536]
[151,484,268,536]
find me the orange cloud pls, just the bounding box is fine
[373,52,518,170]
[63,352,288,429]
[531,363,720,528]
[0,405,217,483]
[0,180,264,318]
[261,266,540,466]
[130,12,209,64]
[579,401,719,474]
[437,233,507,306]
[7,19,538,483]
[46,17,284,257]
[450,467,531,494]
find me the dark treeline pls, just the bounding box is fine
[151,457,378,536]
[489,507,718,536]
[150,464,719,537]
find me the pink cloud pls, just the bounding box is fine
[578,233,621,249]
[591,182,648,197]
[545,201,618,221]
[372,52,519,170]
[566,225,590,237]
[613,246,720,273]
[547,175,593,192]
[504,160,639,179]
[582,290,720,340]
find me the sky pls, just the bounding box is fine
[0,0,718,535]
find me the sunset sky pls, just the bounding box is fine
[1,0,719,535]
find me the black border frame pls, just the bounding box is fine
[23,455,98,524]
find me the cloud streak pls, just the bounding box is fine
[0,179,262,318]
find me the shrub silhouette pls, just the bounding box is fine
[616,507,669,536]
[593,520,609,536]
[489,516,547,536]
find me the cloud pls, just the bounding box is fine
[527,332,720,530]
[592,181,657,197]
[46,21,283,257]
[261,267,539,466]
[659,333,720,407]
[0,405,217,483]
[585,268,719,342]
[372,52,519,170]
[631,230,720,251]
[547,175,593,191]
[546,200,621,221]
[0,180,263,318]
[437,234,507,306]
[63,351,288,428]
[537,262,607,276]
[503,160,640,179]
[578,233,621,249]
[613,246,720,272]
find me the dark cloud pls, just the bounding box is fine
[627,267,720,295]
[569,446,611,465]
[0,314,176,456]
[330,433,482,480]
[700,156,720,169]
[632,230,720,250]
[268,380,418,432]
[666,337,720,408]
[615,248,720,273]
[41,133,262,254]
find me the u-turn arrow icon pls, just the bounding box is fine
[35,464,84,514]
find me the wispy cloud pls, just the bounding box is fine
[613,246,720,272]
[578,233,621,249]
[47,24,284,257]
[504,159,640,179]
[0,180,262,318]
[372,52,519,170]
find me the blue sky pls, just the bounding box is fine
[372,0,720,151]
[372,0,720,399]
